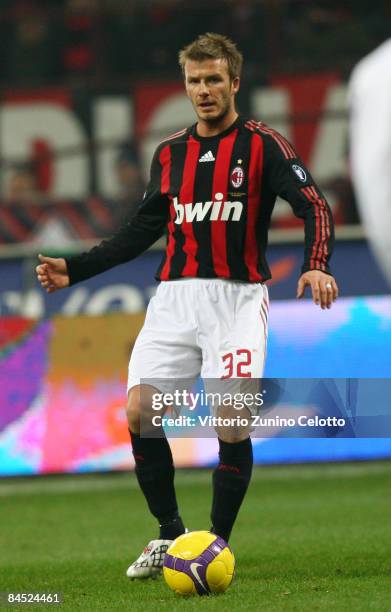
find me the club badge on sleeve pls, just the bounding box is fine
[292,164,307,182]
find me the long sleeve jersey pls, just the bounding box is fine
[66,115,334,284]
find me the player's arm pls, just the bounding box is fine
[36,150,169,292]
[264,135,338,309]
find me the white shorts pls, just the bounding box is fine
[127,278,269,396]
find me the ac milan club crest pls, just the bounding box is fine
[231,166,244,188]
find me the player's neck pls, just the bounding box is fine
[196,110,239,137]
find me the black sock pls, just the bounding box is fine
[158,515,185,540]
[129,430,185,540]
[210,437,253,542]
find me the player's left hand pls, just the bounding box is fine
[296,271,338,309]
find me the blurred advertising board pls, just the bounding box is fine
[1,296,390,476]
[0,240,389,319]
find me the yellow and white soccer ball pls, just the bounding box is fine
[163,530,235,596]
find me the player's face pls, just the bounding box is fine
[184,59,240,124]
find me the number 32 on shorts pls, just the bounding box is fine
[221,349,252,379]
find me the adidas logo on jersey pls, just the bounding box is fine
[173,192,243,224]
[199,150,215,162]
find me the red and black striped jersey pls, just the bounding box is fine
[66,115,334,285]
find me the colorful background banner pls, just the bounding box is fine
[1,295,391,476]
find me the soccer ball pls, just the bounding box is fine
[163,530,235,596]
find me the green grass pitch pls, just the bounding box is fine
[1,462,390,611]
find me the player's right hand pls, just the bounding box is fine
[36,254,70,293]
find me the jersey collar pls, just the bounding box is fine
[189,115,243,141]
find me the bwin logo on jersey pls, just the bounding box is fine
[173,192,243,224]
[292,164,307,182]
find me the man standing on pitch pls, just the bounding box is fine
[349,38,391,288]
[36,33,338,578]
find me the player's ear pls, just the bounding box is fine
[231,76,240,95]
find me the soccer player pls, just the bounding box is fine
[36,33,338,578]
[349,38,391,288]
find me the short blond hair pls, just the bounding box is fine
[179,33,243,81]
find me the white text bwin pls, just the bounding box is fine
[173,192,243,224]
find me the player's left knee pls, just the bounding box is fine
[214,405,252,443]
[216,428,250,443]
